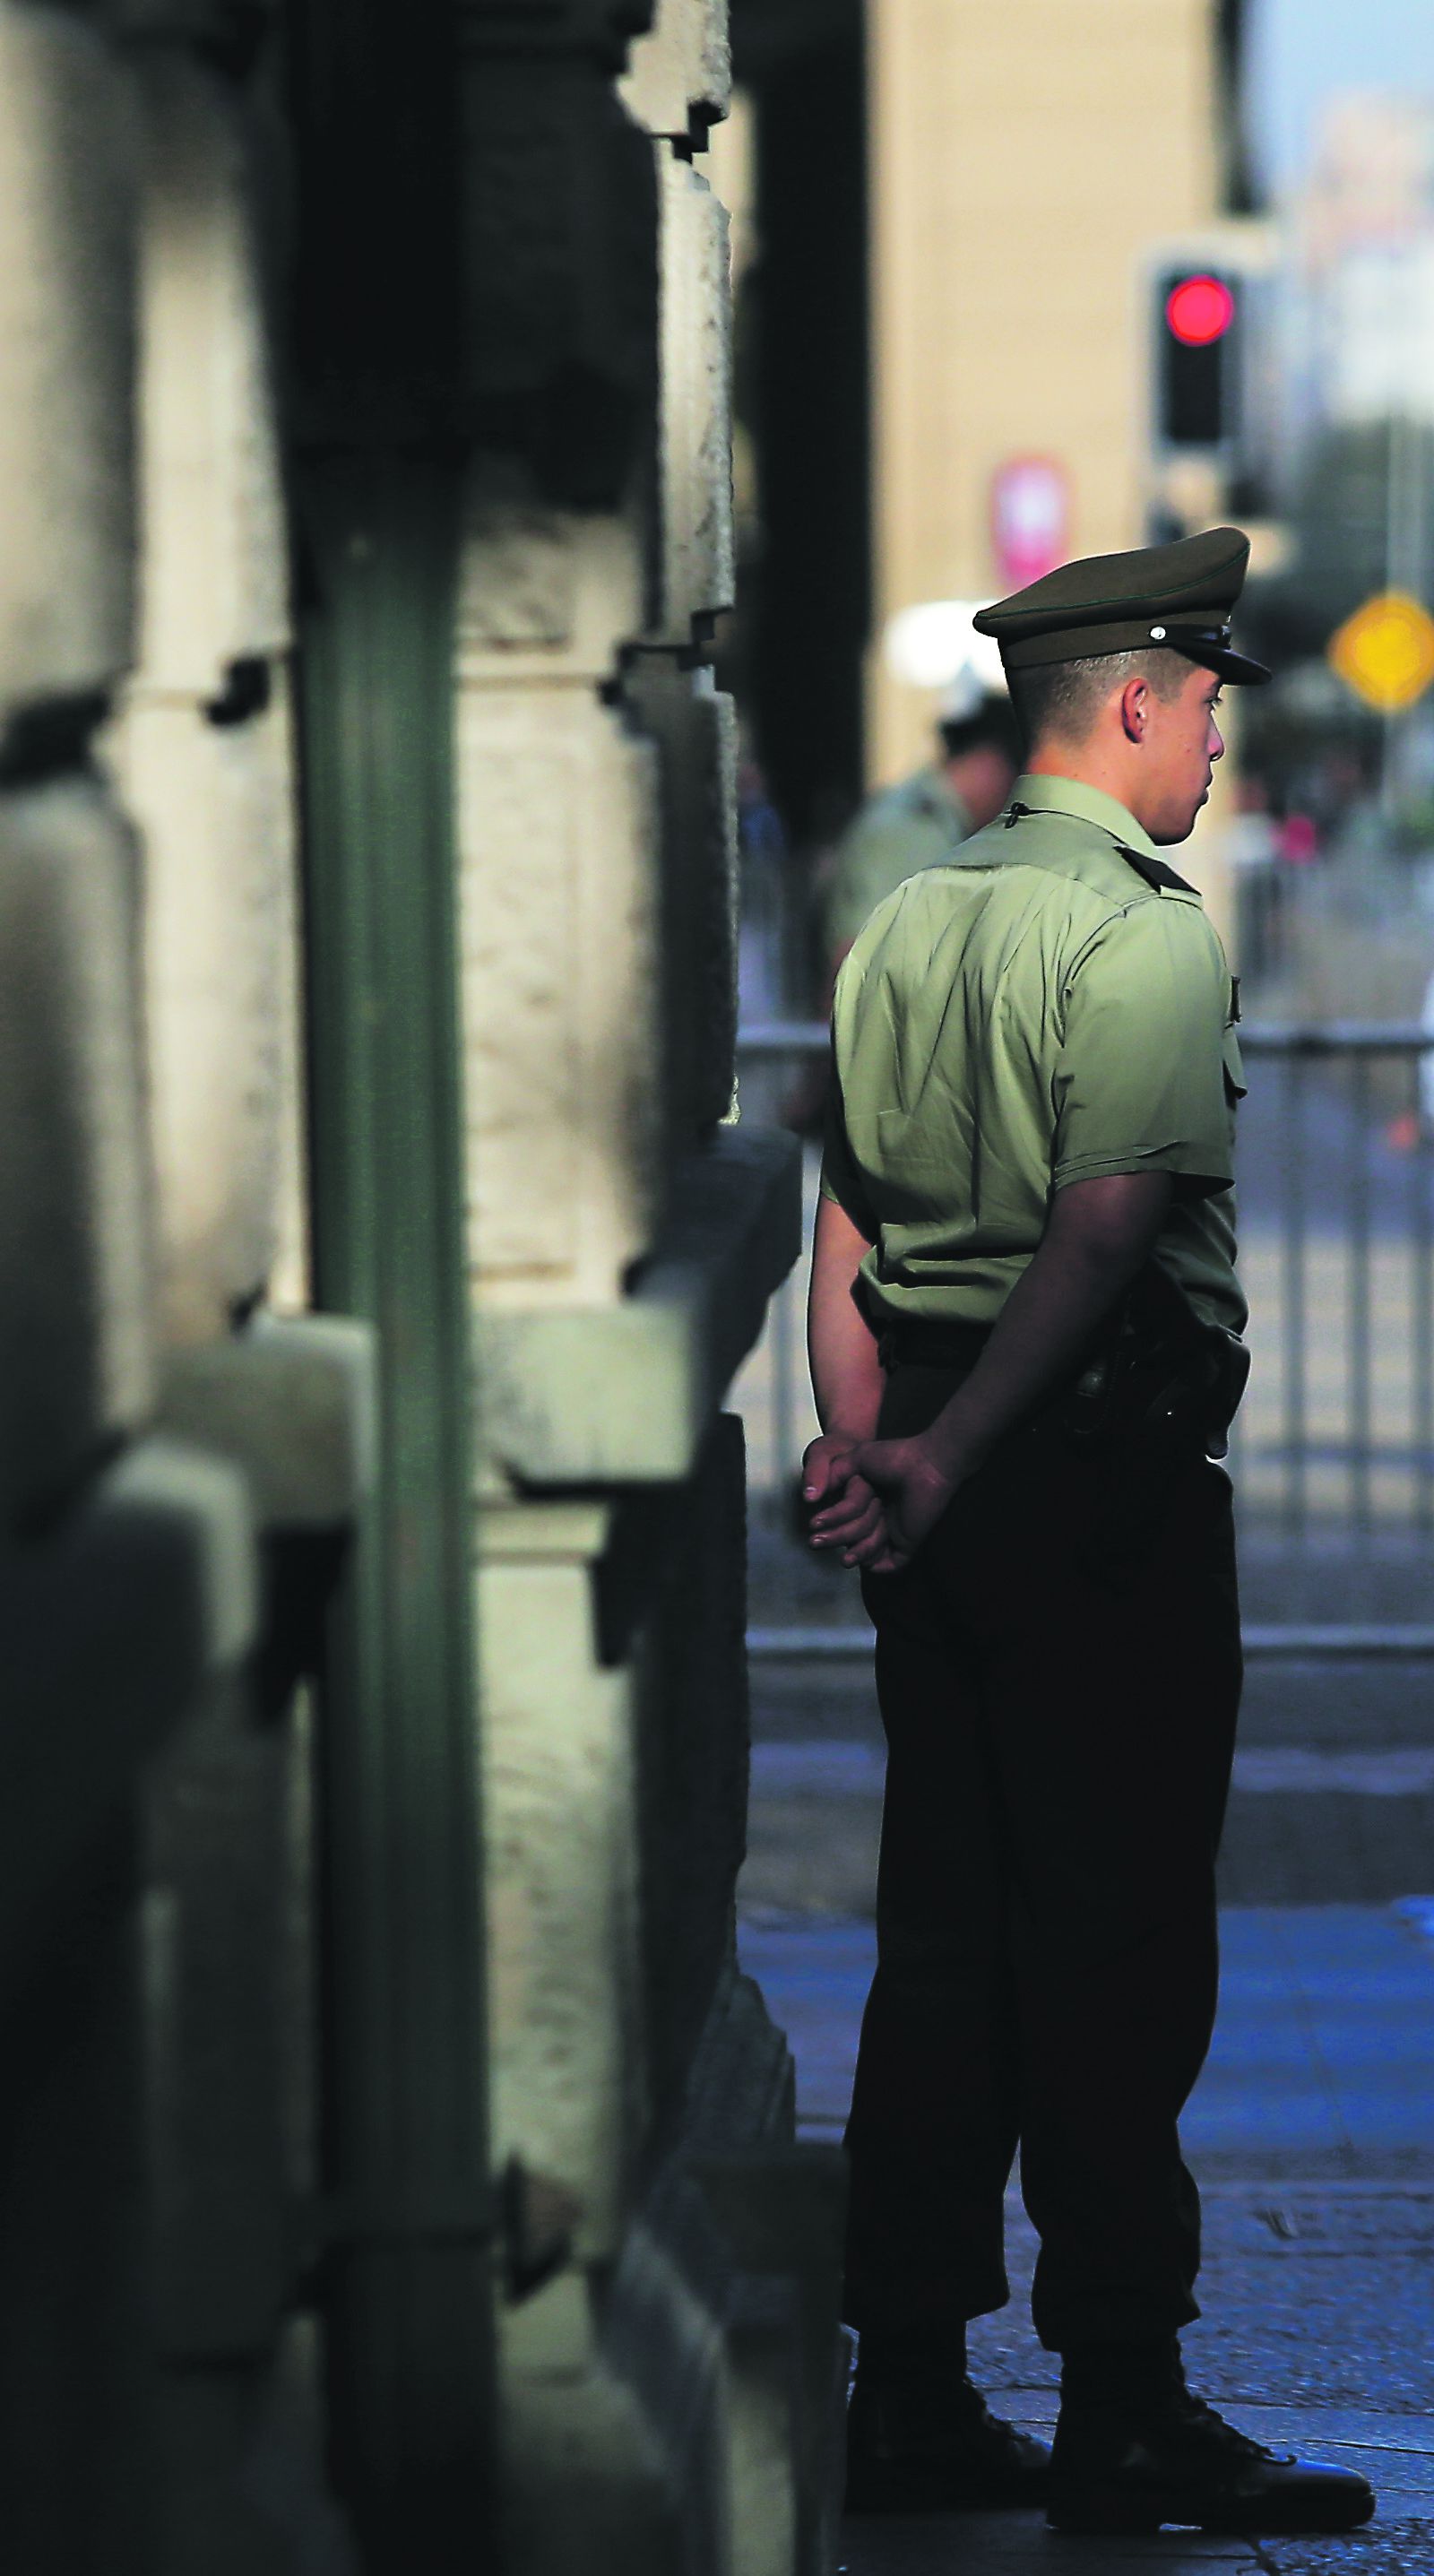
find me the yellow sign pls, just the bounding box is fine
[1329,590,1434,713]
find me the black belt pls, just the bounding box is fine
[876,1275,1248,1457]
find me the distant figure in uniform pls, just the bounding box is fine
[821,670,1022,1004]
[804,530,1376,2541]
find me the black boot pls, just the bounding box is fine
[845,2330,1051,2513]
[1048,2339,1376,2537]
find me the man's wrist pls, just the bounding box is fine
[921,1396,989,1487]
[820,1413,880,1445]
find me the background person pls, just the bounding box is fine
[781,670,1023,1140]
[819,667,1023,1004]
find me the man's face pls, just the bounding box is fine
[1142,664,1226,844]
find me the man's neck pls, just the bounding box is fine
[1024,740,1145,822]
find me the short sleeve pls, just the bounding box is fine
[1051,901,1234,1197]
[818,1070,876,1232]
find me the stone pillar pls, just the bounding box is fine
[0,12,304,2569]
[458,3,840,2569]
[456,497,661,1310]
[0,2,154,1534]
[86,14,363,2568]
[113,35,307,1345]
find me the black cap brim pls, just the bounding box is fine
[1182,640,1271,687]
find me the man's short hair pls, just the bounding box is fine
[937,694,1024,765]
[1008,646,1194,751]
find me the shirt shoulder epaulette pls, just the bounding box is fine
[958,799,1206,919]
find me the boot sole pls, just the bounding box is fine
[1047,2482,1377,2537]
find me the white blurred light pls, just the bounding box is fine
[883,600,1007,695]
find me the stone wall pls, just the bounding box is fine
[0,0,834,2563]
[0,5,366,2566]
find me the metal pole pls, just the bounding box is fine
[771,1259,799,1500]
[300,458,493,2572]
[290,1,494,2559]
[1382,413,1404,821]
[1349,1051,1372,1536]
[1414,1050,1434,1534]
[1282,1048,1308,1537]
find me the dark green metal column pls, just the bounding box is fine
[287,4,492,2562]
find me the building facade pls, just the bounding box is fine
[866,0,1223,785]
[0,1,836,2567]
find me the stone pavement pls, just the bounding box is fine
[738,1646,1434,2575]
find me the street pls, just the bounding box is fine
[738,1645,1434,2572]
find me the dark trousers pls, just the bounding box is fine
[842,1360,1242,2354]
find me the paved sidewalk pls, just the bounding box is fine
[740,1906,1434,2572]
[738,1664,1434,2574]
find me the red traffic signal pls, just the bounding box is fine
[1155,266,1240,446]
[1165,273,1236,348]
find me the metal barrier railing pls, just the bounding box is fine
[735,1022,1434,1655]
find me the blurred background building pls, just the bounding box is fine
[729,0,1254,990]
[726,0,1434,1031]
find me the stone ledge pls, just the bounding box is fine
[480,1128,799,1485]
[158,1311,376,1531]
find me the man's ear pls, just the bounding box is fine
[1119,678,1148,745]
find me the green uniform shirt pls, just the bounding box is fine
[821,772,1247,1336]
[824,765,973,955]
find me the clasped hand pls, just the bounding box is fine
[802,1430,957,1575]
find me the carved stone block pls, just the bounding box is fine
[457,676,661,1306]
[619,0,730,145]
[479,1131,799,1486]
[480,1503,643,2259]
[455,476,645,680]
[0,5,136,716]
[622,658,739,1145]
[116,680,300,1347]
[0,778,155,1532]
[129,54,289,696]
[651,151,734,646]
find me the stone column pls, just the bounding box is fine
[94,13,364,2566]
[0,10,285,2567]
[458,4,842,2569]
[0,2,154,1532]
[0,71,151,2562]
[113,28,306,1345]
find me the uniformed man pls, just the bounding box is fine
[804,530,1375,2539]
[821,668,1022,996]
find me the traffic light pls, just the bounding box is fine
[1155,266,1240,449]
